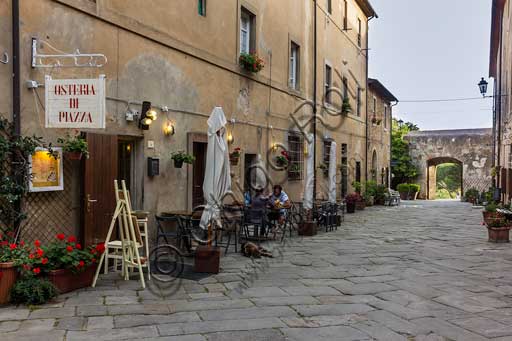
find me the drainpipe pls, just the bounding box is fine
[497,13,503,195]
[390,100,399,188]
[313,0,317,203]
[12,0,21,239]
[492,78,497,187]
[365,15,374,183]
[12,0,20,136]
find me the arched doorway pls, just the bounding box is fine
[427,157,463,200]
[371,150,377,182]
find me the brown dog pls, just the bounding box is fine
[241,242,273,258]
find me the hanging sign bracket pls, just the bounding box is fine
[31,38,107,68]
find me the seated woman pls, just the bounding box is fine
[249,188,268,236]
[269,185,291,225]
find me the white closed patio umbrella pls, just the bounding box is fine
[200,107,232,229]
[328,141,337,203]
[303,133,315,210]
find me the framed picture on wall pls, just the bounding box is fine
[29,147,64,192]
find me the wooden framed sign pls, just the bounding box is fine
[45,75,106,129]
[29,147,64,192]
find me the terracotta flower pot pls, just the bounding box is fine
[346,202,356,213]
[483,211,505,224]
[355,200,366,210]
[65,151,83,160]
[229,156,239,166]
[47,265,96,294]
[0,262,17,305]
[399,192,408,200]
[487,226,511,243]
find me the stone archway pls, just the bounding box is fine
[427,157,463,200]
[405,129,493,200]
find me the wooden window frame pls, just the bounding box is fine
[240,7,256,55]
[198,0,206,16]
[289,42,300,90]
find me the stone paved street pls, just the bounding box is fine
[3,200,512,340]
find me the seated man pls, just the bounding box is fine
[269,185,291,225]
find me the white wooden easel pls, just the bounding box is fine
[92,180,146,288]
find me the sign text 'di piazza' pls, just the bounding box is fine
[45,75,106,129]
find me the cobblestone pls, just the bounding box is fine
[2,201,512,339]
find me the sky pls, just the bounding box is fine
[369,0,494,131]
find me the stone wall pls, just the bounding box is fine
[405,129,493,200]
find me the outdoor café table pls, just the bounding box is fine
[267,206,292,241]
[157,211,193,252]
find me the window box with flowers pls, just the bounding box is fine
[229,147,241,166]
[239,53,264,73]
[371,116,382,126]
[275,150,290,169]
[20,234,105,294]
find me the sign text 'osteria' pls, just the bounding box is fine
[45,75,106,129]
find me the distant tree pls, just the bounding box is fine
[391,119,419,188]
[436,163,461,198]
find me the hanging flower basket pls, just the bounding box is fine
[229,147,241,166]
[239,53,264,73]
[171,151,195,169]
[275,150,289,169]
[65,151,84,160]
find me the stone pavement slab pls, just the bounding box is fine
[3,201,512,339]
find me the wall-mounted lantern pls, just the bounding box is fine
[478,77,488,97]
[164,121,175,136]
[139,101,157,130]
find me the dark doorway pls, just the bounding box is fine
[244,154,258,193]
[192,141,207,208]
[341,144,348,197]
[118,140,134,192]
[355,161,361,183]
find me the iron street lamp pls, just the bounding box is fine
[397,119,404,128]
[478,77,488,97]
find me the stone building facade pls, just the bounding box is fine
[489,0,512,202]
[0,0,390,243]
[367,78,397,187]
[405,129,493,200]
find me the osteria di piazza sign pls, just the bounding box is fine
[45,75,106,129]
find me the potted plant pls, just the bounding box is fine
[171,151,195,168]
[483,202,504,224]
[465,188,480,204]
[229,147,241,166]
[374,185,387,205]
[485,216,512,243]
[57,133,89,160]
[275,150,290,168]
[345,193,361,213]
[239,52,264,73]
[341,97,352,115]
[20,234,104,293]
[0,233,26,304]
[408,184,420,200]
[352,181,363,194]
[397,183,410,200]
[363,192,374,206]
[318,163,329,176]
[371,116,382,125]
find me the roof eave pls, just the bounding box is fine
[489,0,506,78]
[368,78,398,103]
[356,0,378,18]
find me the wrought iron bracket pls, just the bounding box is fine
[31,37,107,68]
